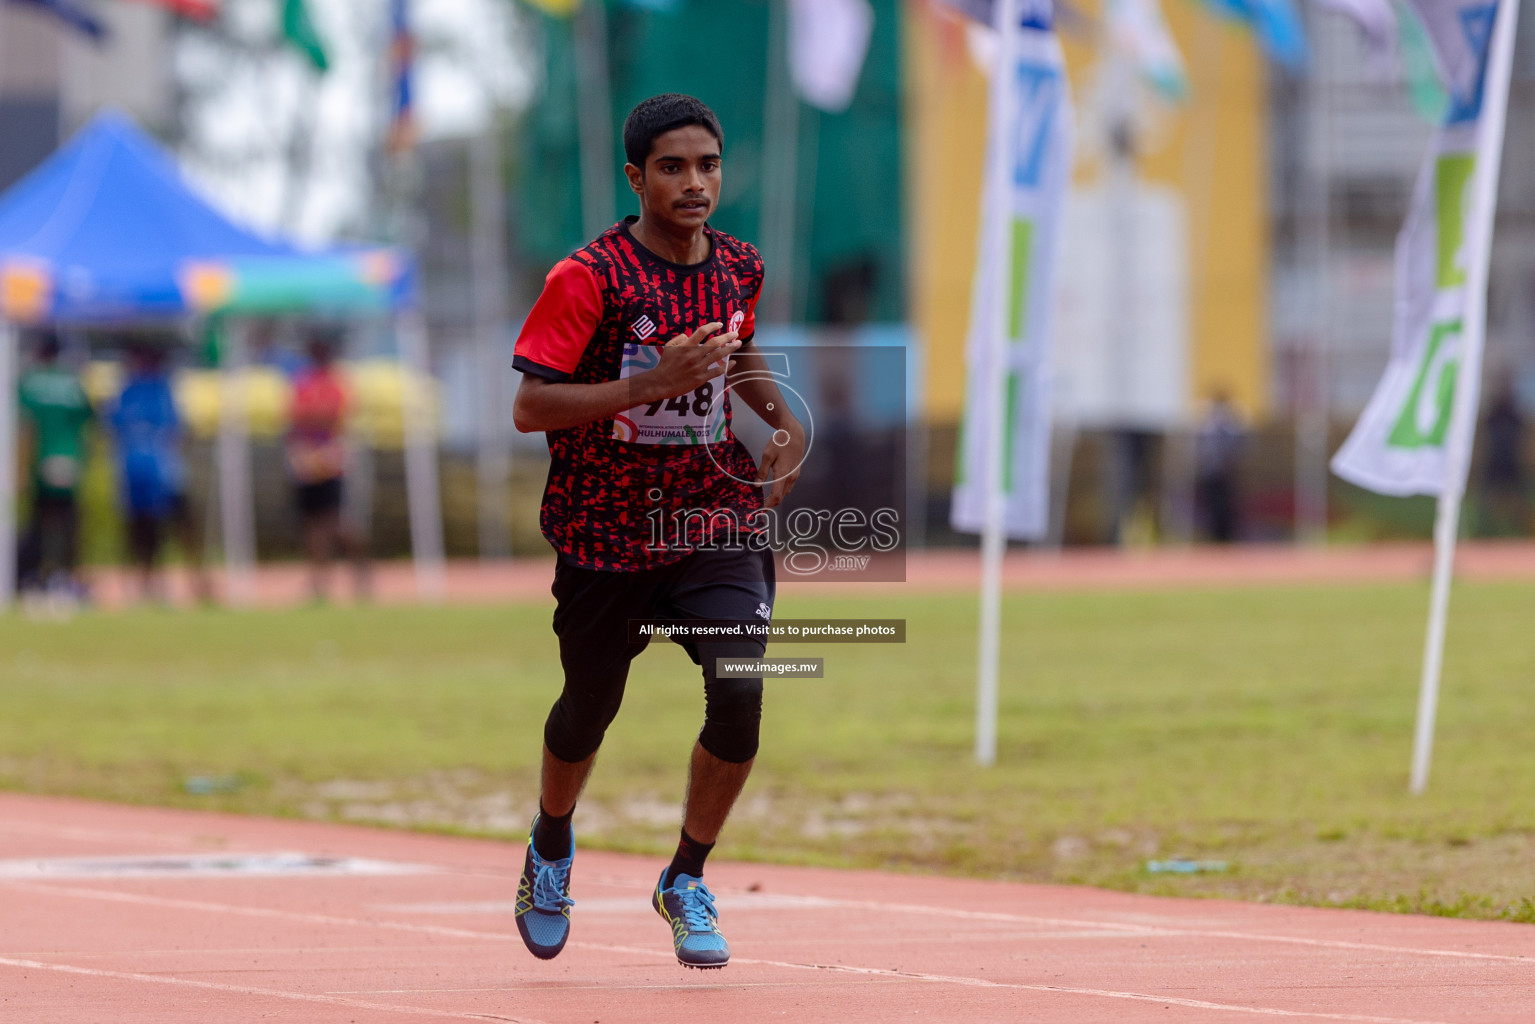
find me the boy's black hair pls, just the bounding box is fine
[622,93,723,170]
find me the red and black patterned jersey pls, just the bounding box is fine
[514,217,765,571]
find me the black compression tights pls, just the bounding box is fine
[543,642,764,765]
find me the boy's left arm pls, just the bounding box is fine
[727,340,805,509]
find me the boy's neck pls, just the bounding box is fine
[629,214,710,266]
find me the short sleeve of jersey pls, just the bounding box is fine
[514,259,604,382]
[739,274,762,343]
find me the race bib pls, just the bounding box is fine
[612,342,728,445]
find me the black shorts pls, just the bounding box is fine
[295,478,344,517]
[544,545,777,763]
[551,545,776,667]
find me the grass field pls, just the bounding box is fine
[4,580,1535,921]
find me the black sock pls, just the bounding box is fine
[532,804,573,860]
[663,828,715,888]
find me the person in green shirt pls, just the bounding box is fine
[17,330,93,594]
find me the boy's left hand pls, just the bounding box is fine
[759,420,806,509]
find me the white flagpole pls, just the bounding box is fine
[1409,0,1520,795]
[976,0,1021,766]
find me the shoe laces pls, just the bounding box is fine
[676,881,718,933]
[531,854,575,913]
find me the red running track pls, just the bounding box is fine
[76,541,1535,611]
[1,793,1532,1022]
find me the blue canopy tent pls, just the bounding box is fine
[0,112,442,606]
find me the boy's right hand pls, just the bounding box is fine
[644,321,740,398]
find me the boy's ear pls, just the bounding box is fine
[624,162,645,195]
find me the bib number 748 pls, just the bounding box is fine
[645,381,715,419]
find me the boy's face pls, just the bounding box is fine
[626,124,721,232]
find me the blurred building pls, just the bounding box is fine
[1270,10,1535,417]
[0,2,173,191]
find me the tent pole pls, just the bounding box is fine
[398,309,445,602]
[0,320,16,610]
[216,318,257,607]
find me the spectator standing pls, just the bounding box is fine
[286,330,369,602]
[16,330,93,599]
[1481,381,1527,536]
[110,342,212,605]
[1195,391,1245,543]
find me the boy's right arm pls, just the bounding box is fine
[511,259,739,434]
[513,323,740,433]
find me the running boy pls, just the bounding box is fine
[511,94,805,969]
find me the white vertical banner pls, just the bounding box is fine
[1331,0,1513,495]
[786,0,875,113]
[1329,0,1520,792]
[951,0,1074,541]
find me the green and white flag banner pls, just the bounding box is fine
[1331,0,1513,497]
[951,2,1074,539]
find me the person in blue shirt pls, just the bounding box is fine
[110,341,212,604]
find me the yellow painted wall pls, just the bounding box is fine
[905,1,1271,423]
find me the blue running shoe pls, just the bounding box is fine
[653,870,730,969]
[515,817,574,960]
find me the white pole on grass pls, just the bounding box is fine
[975,0,1021,767]
[398,309,446,602]
[0,320,16,610]
[1409,0,1520,795]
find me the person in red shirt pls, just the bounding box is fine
[511,94,806,969]
[287,330,369,602]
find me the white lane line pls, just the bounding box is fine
[574,942,1454,1024]
[0,956,551,1024]
[5,882,1467,1023]
[0,820,206,848]
[330,980,908,995]
[375,887,1535,966]
[695,892,1535,965]
[14,879,1535,967]
[4,882,514,942]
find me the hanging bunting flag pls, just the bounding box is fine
[786,0,875,112]
[9,0,109,41]
[280,0,329,72]
[1107,0,1189,102]
[386,0,415,155]
[1197,0,1310,70]
[119,0,219,21]
[520,0,581,15]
